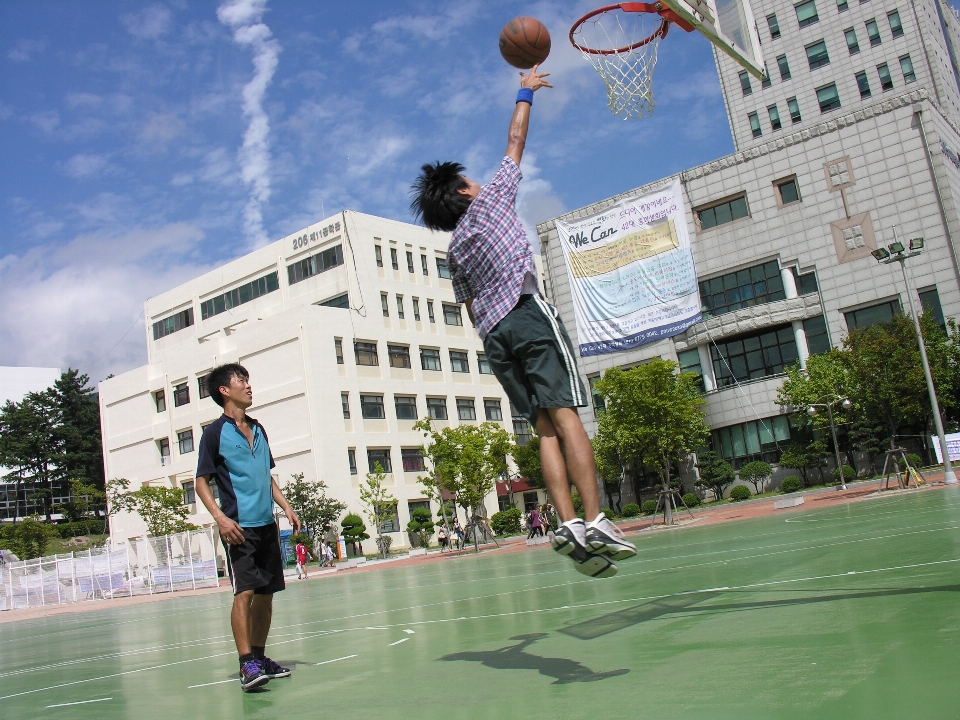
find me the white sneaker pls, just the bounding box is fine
[585,515,637,560]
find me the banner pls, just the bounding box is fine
[555,177,701,356]
[932,433,960,464]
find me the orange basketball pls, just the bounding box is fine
[499,16,551,69]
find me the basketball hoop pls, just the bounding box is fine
[570,3,693,119]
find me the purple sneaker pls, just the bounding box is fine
[262,656,291,679]
[240,658,269,691]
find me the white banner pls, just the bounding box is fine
[932,433,960,464]
[555,177,701,356]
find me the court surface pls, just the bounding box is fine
[3,488,960,720]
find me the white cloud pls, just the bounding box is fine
[139,111,186,146]
[7,38,47,63]
[121,5,173,40]
[63,153,111,178]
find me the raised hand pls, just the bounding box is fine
[520,63,553,91]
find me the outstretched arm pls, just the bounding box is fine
[505,64,553,166]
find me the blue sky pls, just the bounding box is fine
[0,0,734,383]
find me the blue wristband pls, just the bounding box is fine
[516,88,534,105]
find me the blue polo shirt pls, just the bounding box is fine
[196,414,276,527]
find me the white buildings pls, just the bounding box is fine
[99,211,538,551]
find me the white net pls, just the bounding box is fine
[571,8,670,119]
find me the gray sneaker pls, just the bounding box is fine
[552,518,617,578]
[585,515,637,560]
[551,518,585,556]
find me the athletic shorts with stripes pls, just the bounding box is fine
[482,293,588,427]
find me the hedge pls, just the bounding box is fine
[491,507,522,535]
[641,500,658,515]
[621,503,641,517]
[682,493,700,508]
[781,476,802,493]
[56,520,107,538]
[729,485,751,502]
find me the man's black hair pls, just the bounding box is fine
[207,363,249,408]
[409,161,473,232]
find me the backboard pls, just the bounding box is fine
[658,0,766,78]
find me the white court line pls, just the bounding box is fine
[403,629,415,634]
[46,697,112,708]
[188,678,238,689]
[388,638,409,646]
[315,655,357,666]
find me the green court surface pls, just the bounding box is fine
[3,489,960,720]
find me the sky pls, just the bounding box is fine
[0,0,736,384]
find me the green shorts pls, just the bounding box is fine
[482,294,588,426]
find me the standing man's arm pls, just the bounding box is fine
[505,64,553,167]
[196,475,245,545]
[271,478,301,536]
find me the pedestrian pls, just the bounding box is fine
[294,539,310,580]
[452,519,464,550]
[438,525,448,552]
[321,541,335,567]
[195,363,301,692]
[527,507,542,539]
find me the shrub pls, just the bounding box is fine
[781,476,802,493]
[739,460,772,494]
[601,508,614,520]
[621,503,641,517]
[641,500,658,515]
[571,490,584,515]
[897,454,923,471]
[491,507,522,535]
[0,517,57,559]
[682,493,700,508]
[729,485,751,502]
[56,520,107,538]
[833,465,856,483]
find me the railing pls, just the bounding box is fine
[160,455,172,467]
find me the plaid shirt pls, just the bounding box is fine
[447,156,536,339]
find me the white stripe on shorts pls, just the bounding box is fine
[532,295,584,406]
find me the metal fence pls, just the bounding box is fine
[1,527,220,611]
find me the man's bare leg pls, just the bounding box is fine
[536,407,601,522]
[231,590,254,655]
[250,594,273,649]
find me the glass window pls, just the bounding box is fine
[390,247,399,270]
[412,298,421,322]
[152,308,194,340]
[710,324,799,386]
[697,195,750,230]
[478,353,494,374]
[877,63,893,90]
[406,251,415,273]
[888,10,903,37]
[456,398,477,421]
[768,105,782,131]
[177,429,194,454]
[484,399,503,421]
[855,71,871,98]
[203,271,280,318]
[421,254,429,275]
[173,382,190,407]
[816,83,841,112]
[421,348,442,371]
[749,112,762,138]
[401,448,425,472]
[341,393,350,419]
[155,390,166,413]
[795,0,819,27]
[395,395,418,420]
[388,344,411,368]
[513,413,533,446]
[450,350,470,373]
[396,295,405,319]
[197,375,210,400]
[739,70,752,96]
[787,96,802,122]
[588,376,606,412]
[805,40,830,70]
[777,55,791,80]
[777,178,800,204]
[335,337,344,364]
[443,303,463,326]
[367,449,392,474]
[287,246,343,286]
[837,0,848,12]
[803,315,832,354]
[355,341,379,366]
[698,260,785,319]
[375,245,383,267]
[381,293,389,317]
[677,349,705,393]
[319,293,349,309]
[866,18,881,46]
[436,258,451,279]
[348,448,357,475]
[767,13,781,38]
[844,299,901,330]
[762,64,772,88]
[845,27,860,54]
[426,397,447,420]
[900,54,916,83]
[159,437,170,461]
[713,415,797,464]
[792,268,819,295]
[182,481,196,505]
[360,395,386,419]
[427,300,436,323]
[919,287,945,329]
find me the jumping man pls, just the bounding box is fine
[409,65,636,577]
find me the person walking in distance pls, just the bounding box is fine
[195,363,301,692]
[527,506,542,539]
[410,64,635,578]
[295,539,310,580]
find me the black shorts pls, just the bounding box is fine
[224,522,286,595]
[483,294,588,426]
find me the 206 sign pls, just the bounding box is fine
[291,220,342,251]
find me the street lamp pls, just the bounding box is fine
[807,396,853,489]
[871,229,958,485]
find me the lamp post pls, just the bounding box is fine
[871,232,958,485]
[806,395,853,489]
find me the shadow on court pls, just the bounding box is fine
[559,583,960,640]
[440,633,629,684]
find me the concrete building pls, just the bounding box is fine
[537,0,960,501]
[99,211,540,551]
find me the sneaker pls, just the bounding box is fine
[585,515,637,560]
[551,519,585,556]
[240,659,269,691]
[552,519,617,578]
[262,656,291,679]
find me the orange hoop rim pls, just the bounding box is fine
[569,2,692,55]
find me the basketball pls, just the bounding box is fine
[499,17,551,69]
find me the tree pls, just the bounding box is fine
[511,435,543,490]
[778,443,825,487]
[0,517,57,559]
[106,478,197,537]
[56,478,106,532]
[282,473,346,548]
[50,370,105,490]
[592,417,627,514]
[340,513,368,556]
[594,361,709,520]
[406,507,435,548]
[694,450,735,501]
[739,460,772,495]
[0,391,62,521]
[359,463,398,558]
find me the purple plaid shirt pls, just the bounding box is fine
[447,156,536,339]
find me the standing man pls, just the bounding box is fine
[409,65,636,578]
[195,363,301,692]
[294,538,310,580]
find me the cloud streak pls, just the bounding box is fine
[218,0,281,248]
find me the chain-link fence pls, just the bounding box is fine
[1,526,220,611]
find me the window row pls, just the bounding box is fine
[347,447,427,476]
[157,428,196,461]
[201,271,279,320]
[153,373,212,412]
[379,294,462,325]
[341,339,493,374]
[342,393,503,422]
[152,308,194,341]
[854,56,915,97]
[288,244,344,285]
[764,2,902,40]
[375,242,451,279]
[712,414,797,468]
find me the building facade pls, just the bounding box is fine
[537,0,960,501]
[99,211,540,552]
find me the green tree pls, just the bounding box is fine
[340,513,369,555]
[282,473,346,548]
[778,443,825,487]
[739,460,772,495]
[359,463,398,558]
[594,360,709,518]
[0,517,58,559]
[406,507,435,548]
[50,369,105,490]
[56,478,106,531]
[511,435,543,490]
[592,415,628,514]
[0,391,62,521]
[694,449,735,501]
[106,478,197,537]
